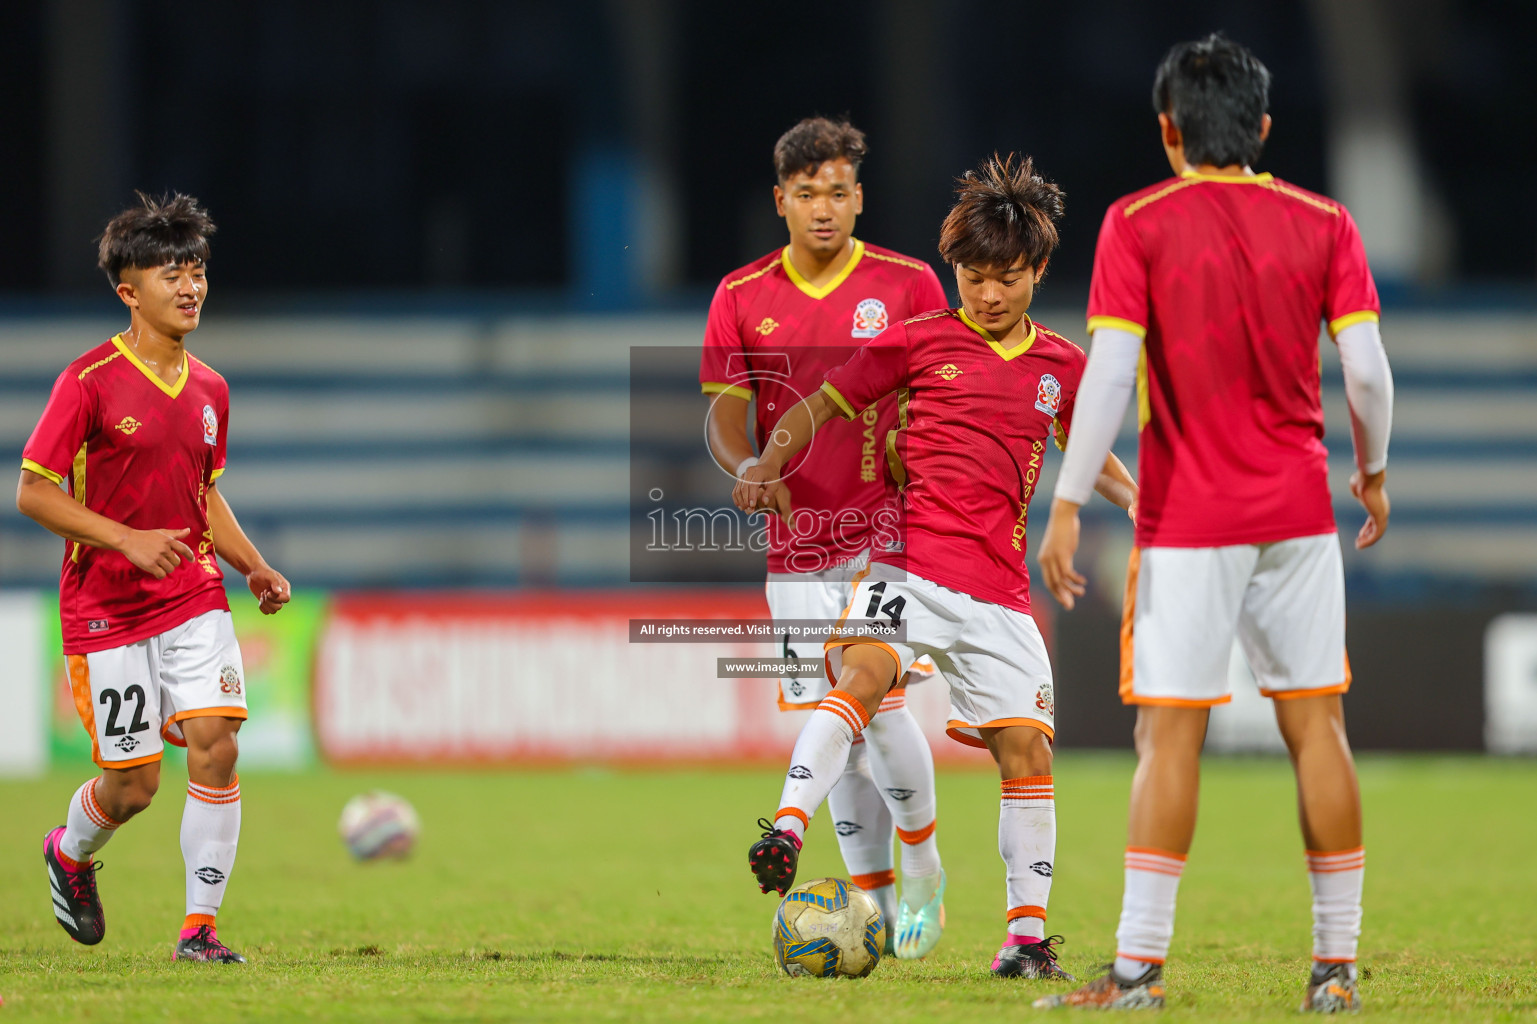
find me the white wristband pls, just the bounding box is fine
[735,456,760,478]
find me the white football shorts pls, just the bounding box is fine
[67,609,248,769]
[824,562,1055,746]
[766,551,871,709]
[1121,532,1349,707]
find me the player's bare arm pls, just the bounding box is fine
[704,392,757,477]
[16,469,196,579]
[1037,451,1138,610]
[207,483,290,614]
[731,388,839,520]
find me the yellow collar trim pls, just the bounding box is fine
[1180,170,1274,184]
[781,238,865,300]
[112,334,189,398]
[958,307,1037,361]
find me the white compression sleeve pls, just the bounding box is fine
[1334,319,1393,475]
[1053,328,1143,505]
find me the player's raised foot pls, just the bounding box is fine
[893,869,945,959]
[173,924,246,963]
[1301,962,1360,1014]
[44,826,105,946]
[749,818,801,896]
[991,933,1074,980]
[1033,962,1165,1010]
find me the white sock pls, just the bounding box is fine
[1307,847,1365,964]
[863,693,942,882]
[1114,846,1186,978]
[774,690,869,839]
[826,738,897,926]
[61,778,120,864]
[182,776,241,919]
[1001,776,1055,939]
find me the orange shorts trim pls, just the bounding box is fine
[160,706,248,748]
[1118,548,1140,703]
[1262,682,1350,701]
[1122,693,1234,708]
[776,696,820,712]
[1007,905,1047,922]
[945,717,1055,748]
[822,636,901,686]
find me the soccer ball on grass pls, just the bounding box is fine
[773,877,885,978]
[338,791,420,861]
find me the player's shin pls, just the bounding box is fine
[181,776,241,933]
[863,691,942,891]
[826,738,899,927]
[774,689,871,839]
[62,778,121,864]
[1000,776,1055,940]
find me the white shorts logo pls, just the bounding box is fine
[851,298,889,338]
[202,405,218,446]
[1034,374,1062,416]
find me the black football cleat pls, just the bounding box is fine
[749,817,802,895]
[44,826,105,945]
[173,924,247,963]
[991,934,1075,980]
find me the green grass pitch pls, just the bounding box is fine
[1,754,1533,1021]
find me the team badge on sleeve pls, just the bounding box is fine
[1034,374,1062,417]
[202,405,218,446]
[851,298,889,338]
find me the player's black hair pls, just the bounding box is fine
[773,117,868,183]
[1152,33,1271,168]
[97,191,216,285]
[937,153,1063,271]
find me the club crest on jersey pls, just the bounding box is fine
[851,298,888,338]
[1035,374,1062,416]
[201,405,218,446]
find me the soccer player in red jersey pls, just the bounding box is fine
[1035,36,1394,1012]
[23,193,290,964]
[702,118,952,955]
[739,154,1137,979]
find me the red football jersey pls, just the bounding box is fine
[22,335,231,654]
[700,238,948,573]
[1086,171,1380,548]
[822,309,1085,613]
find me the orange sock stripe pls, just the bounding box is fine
[183,914,216,930]
[1313,956,1357,964]
[1125,846,1187,877]
[1307,862,1365,873]
[1003,776,1053,786]
[895,819,936,845]
[82,779,121,829]
[1007,905,1047,922]
[877,696,907,712]
[56,847,88,872]
[1115,951,1166,965]
[818,690,871,734]
[188,788,242,805]
[774,807,810,832]
[850,870,896,891]
[1305,845,1363,858]
[1126,845,1187,861]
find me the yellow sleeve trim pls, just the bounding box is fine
[210,467,226,480]
[1327,310,1379,337]
[820,381,858,421]
[1087,316,1147,339]
[701,381,754,401]
[21,459,64,484]
[1053,419,1069,452]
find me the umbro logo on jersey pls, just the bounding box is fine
[1030,861,1053,877]
[885,788,916,802]
[194,867,227,885]
[114,735,141,753]
[834,821,862,836]
[755,317,779,336]
[787,765,814,780]
[114,416,142,435]
[934,364,963,381]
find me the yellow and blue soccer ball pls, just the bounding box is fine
[773,877,885,978]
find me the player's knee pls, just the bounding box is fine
[110,769,160,816]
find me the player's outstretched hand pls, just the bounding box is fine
[1038,500,1087,610]
[1350,469,1390,550]
[247,564,291,614]
[120,527,197,579]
